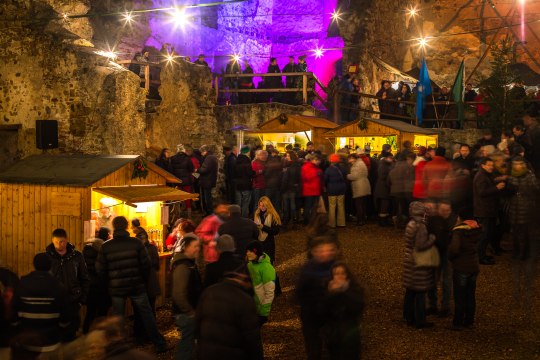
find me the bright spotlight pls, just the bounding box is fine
[166,54,174,62]
[313,47,325,59]
[331,9,341,21]
[95,50,118,59]
[233,54,241,62]
[407,6,419,17]
[62,13,69,21]
[418,37,428,47]
[171,8,189,27]
[122,12,134,23]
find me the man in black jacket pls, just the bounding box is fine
[203,234,246,288]
[224,146,237,204]
[96,216,167,353]
[233,146,255,217]
[82,227,111,333]
[11,253,71,355]
[196,271,263,360]
[452,144,475,172]
[218,205,260,257]
[46,228,89,342]
[197,144,219,216]
[473,158,506,265]
[171,143,195,217]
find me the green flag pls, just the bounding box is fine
[451,60,465,128]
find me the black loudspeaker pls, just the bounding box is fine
[36,120,58,150]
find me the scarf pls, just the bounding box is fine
[256,212,273,242]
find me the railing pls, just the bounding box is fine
[334,90,540,128]
[216,72,328,108]
[117,60,162,92]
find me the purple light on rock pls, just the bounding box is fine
[142,0,343,89]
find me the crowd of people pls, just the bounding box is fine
[1,108,540,358]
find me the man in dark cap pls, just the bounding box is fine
[194,54,209,67]
[196,270,263,359]
[45,228,89,342]
[234,146,256,217]
[11,253,71,355]
[203,234,246,288]
[196,145,219,216]
[219,204,260,256]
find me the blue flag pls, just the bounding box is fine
[415,58,432,125]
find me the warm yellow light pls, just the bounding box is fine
[418,37,428,47]
[123,12,133,23]
[313,47,325,59]
[95,50,118,59]
[233,54,241,62]
[407,7,419,16]
[331,10,341,21]
[62,13,69,20]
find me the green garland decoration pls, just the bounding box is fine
[132,158,149,179]
[357,118,368,130]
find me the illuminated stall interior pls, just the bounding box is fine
[325,118,438,154]
[90,185,197,251]
[248,114,338,153]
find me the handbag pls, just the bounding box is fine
[413,246,440,268]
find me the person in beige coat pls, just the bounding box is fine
[347,154,371,225]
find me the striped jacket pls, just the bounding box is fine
[12,271,71,352]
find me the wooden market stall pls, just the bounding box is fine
[324,117,439,154]
[248,114,338,153]
[0,154,197,305]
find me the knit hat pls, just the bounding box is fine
[240,145,250,154]
[199,144,211,153]
[417,146,427,156]
[329,154,341,163]
[176,144,186,153]
[355,147,365,155]
[33,252,51,271]
[229,204,241,214]
[216,234,236,253]
[245,240,263,256]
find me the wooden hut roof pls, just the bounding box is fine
[324,118,438,137]
[0,154,180,186]
[257,114,338,132]
[93,185,198,206]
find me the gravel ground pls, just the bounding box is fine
[150,222,540,359]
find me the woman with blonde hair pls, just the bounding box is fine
[254,196,281,263]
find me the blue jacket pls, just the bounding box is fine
[324,164,347,196]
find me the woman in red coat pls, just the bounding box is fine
[301,154,323,224]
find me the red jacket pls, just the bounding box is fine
[360,155,371,170]
[423,156,451,199]
[413,159,428,199]
[252,160,266,189]
[195,214,223,263]
[301,162,322,196]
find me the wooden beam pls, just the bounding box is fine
[485,0,540,69]
[465,4,514,83]
[440,0,476,32]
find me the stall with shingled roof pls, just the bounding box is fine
[324,117,439,155]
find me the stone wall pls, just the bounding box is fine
[0,3,147,159]
[436,128,484,155]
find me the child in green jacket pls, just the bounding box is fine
[245,241,276,325]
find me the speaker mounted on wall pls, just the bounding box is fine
[36,120,59,150]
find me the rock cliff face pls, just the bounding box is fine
[146,60,220,151]
[0,1,146,163]
[339,0,540,89]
